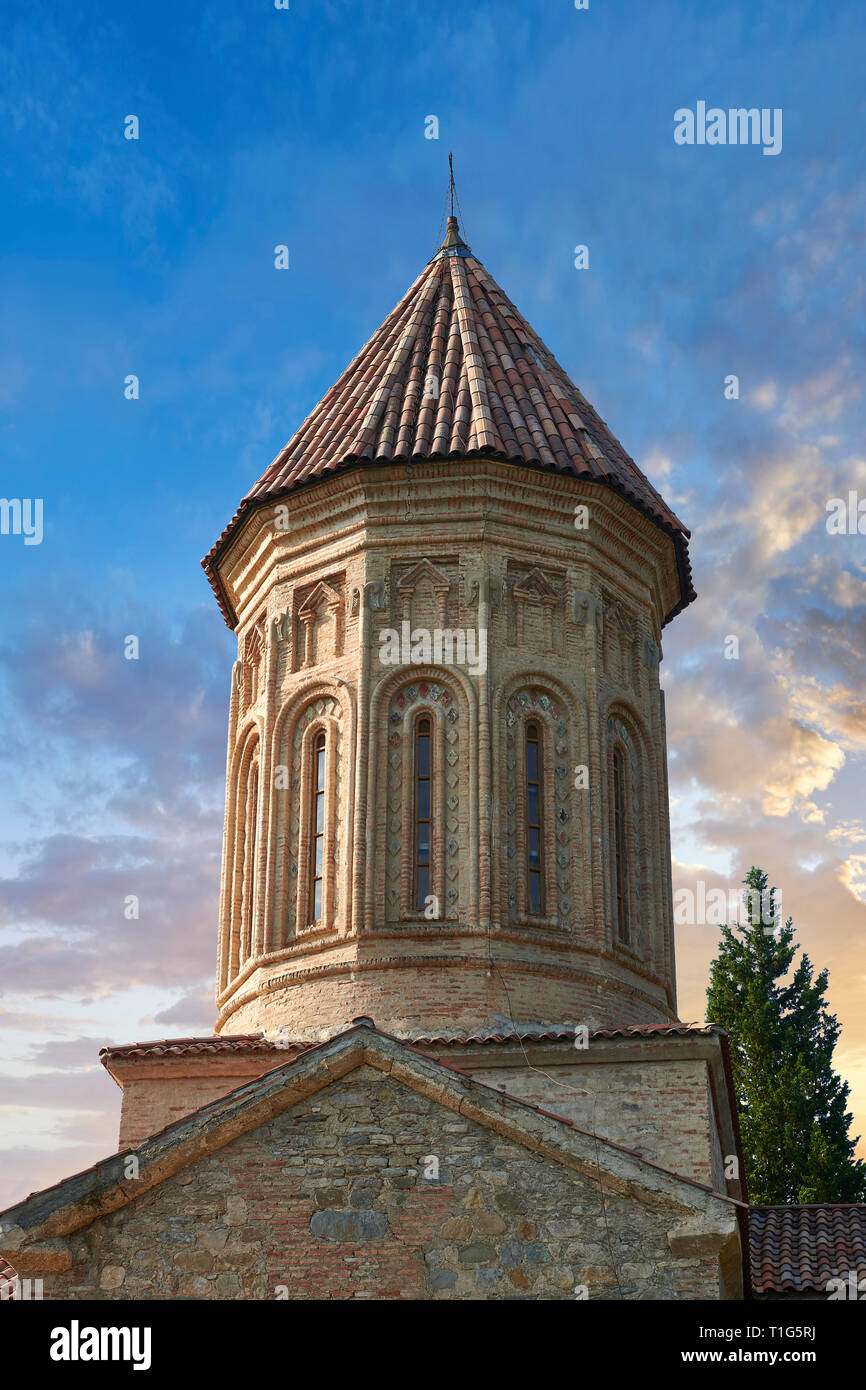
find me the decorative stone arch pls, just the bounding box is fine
[368,664,479,929]
[226,713,262,797]
[602,698,663,969]
[269,678,353,948]
[491,673,587,935]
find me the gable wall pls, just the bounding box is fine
[113,1047,735,1202]
[43,1067,726,1301]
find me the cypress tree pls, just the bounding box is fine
[706,866,866,1203]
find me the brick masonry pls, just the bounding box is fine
[211,461,682,1039]
[42,1067,731,1301]
[105,1032,743,1205]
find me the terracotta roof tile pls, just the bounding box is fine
[203,217,694,628]
[0,1257,16,1298]
[409,1022,719,1046]
[99,1020,717,1061]
[749,1205,866,1294]
[99,1034,307,1061]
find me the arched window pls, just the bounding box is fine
[309,731,326,922]
[525,722,543,915]
[241,751,259,964]
[414,717,432,911]
[612,746,629,943]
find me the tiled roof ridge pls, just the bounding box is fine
[202,227,695,628]
[99,1020,719,1061]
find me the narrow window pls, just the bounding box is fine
[613,746,629,942]
[526,722,543,915]
[415,718,432,911]
[243,758,259,958]
[310,732,326,921]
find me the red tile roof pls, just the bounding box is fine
[0,1258,16,1298]
[203,216,694,628]
[99,1034,305,1061]
[750,1205,866,1294]
[99,1021,716,1061]
[405,1021,718,1046]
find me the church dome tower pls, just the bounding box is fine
[203,213,694,1040]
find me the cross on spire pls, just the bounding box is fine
[439,153,470,254]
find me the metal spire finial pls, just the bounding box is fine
[438,153,470,255]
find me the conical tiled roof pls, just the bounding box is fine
[204,216,693,625]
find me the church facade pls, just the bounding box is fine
[0,214,847,1301]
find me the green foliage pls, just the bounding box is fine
[706,866,866,1204]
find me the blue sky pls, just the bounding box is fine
[2,0,866,1204]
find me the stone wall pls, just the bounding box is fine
[47,1067,726,1301]
[107,1034,743,1205]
